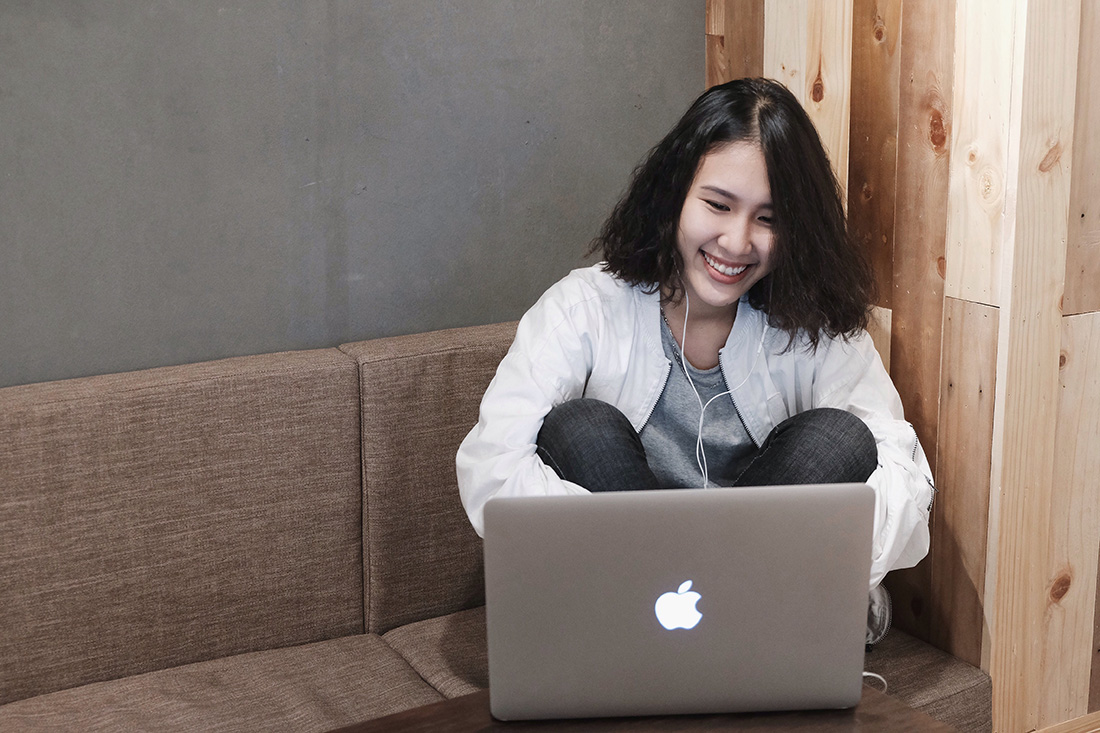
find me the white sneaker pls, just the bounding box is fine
[866,583,892,649]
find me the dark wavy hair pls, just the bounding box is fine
[591,78,874,349]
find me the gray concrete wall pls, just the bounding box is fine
[0,1,703,388]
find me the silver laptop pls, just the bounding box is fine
[483,483,874,720]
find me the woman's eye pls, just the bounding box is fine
[757,215,773,226]
[705,200,730,212]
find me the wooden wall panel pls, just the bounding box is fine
[877,0,953,644]
[987,1,1081,729]
[1065,1,1100,316]
[710,8,1100,727]
[889,0,952,482]
[866,305,891,373]
[1095,518,1100,713]
[763,0,853,193]
[848,0,901,308]
[930,297,996,668]
[706,0,764,87]
[1042,312,1100,721]
[944,0,1014,307]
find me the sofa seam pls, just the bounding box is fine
[3,356,354,407]
[339,342,508,366]
[376,633,443,698]
[357,356,373,635]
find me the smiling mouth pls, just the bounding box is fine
[703,252,749,278]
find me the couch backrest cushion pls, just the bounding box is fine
[341,322,516,634]
[0,350,363,704]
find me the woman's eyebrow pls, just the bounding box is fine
[700,184,735,199]
[700,185,772,208]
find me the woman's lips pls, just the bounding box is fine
[702,251,751,284]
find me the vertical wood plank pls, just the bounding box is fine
[988,0,1082,729]
[1043,311,1100,722]
[763,0,853,193]
[844,0,897,308]
[763,0,808,91]
[878,0,954,644]
[930,297,996,668]
[848,0,901,309]
[707,0,764,87]
[890,0,953,482]
[944,0,1015,307]
[1064,1,1100,316]
[1094,527,1100,713]
[707,0,732,88]
[866,305,891,373]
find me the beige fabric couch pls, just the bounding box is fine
[0,322,990,731]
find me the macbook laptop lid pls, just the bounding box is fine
[483,483,874,720]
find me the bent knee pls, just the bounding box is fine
[539,398,630,439]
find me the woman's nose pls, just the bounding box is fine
[717,216,754,253]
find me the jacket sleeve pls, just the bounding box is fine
[814,332,935,588]
[456,283,599,537]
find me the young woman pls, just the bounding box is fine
[456,79,933,637]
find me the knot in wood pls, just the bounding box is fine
[929,110,946,151]
[1049,572,1072,603]
[979,170,995,200]
[872,14,886,42]
[1039,140,1063,173]
[812,75,825,103]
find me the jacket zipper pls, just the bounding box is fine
[637,360,672,433]
[718,358,760,450]
[910,423,937,512]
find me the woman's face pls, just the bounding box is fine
[675,141,775,319]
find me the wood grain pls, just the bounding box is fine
[1043,312,1100,721]
[847,0,901,309]
[706,0,764,87]
[929,297,996,668]
[877,0,953,645]
[987,1,1082,730]
[1095,513,1100,714]
[866,306,891,373]
[944,0,1014,307]
[763,0,853,193]
[1038,709,1100,733]
[1064,0,1100,316]
[889,0,953,486]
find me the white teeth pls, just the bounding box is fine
[703,252,748,277]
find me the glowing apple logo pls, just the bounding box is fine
[654,580,703,630]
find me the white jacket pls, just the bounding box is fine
[457,265,933,587]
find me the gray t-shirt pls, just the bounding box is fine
[639,317,754,488]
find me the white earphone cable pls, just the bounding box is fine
[677,290,767,488]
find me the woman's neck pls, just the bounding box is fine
[661,296,736,371]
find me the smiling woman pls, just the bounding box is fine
[456,79,935,645]
[676,143,774,305]
[666,141,774,368]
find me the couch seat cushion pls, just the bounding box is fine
[0,634,442,733]
[382,607,488,698]
[385,608,990,733]
[864,629,992,732]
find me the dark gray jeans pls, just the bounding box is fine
[535,399,877,491]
